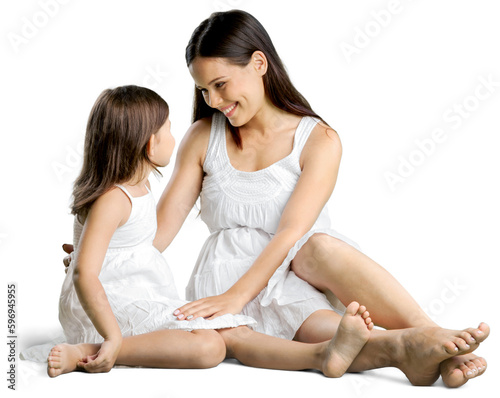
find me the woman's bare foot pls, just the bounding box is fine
[322,301,373,377]
[439,322,489,388]
[396,323,489,386]
[47,343,100,377]
[440,353,487,388]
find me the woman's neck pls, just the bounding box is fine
[240,97,291,136]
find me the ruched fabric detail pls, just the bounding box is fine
[186,113,359,340]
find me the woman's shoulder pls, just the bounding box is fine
[299,119,342,167]
[178,116,213,166]
[307,119,341,149]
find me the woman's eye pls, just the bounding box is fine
[215,82,225,88]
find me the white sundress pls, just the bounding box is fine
[21,184,255,362]
[186,112,361,340]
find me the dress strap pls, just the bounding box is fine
[115,184,134,201]
[203,112,226,170]
[294,117,319,155]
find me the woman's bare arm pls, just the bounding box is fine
[154,118,210,252]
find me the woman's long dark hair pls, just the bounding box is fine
[72,85,169,221]
[185,9,324,148]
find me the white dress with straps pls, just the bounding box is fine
[186,112,360,340]
[21,185,255,362]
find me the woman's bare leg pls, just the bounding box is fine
[291,233,488,386]
[47,329,225,377]
[291,234,434,329]
[218,302,373,378]
[293,309,489,386]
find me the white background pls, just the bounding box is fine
[1,0,499,397]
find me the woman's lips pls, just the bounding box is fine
[220,102,237,117]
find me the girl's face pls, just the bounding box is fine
[152,117,175,167]
[189,55,268,127]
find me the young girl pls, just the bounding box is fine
[45,84,375,378]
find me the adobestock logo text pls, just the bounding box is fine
[384,74,499,192]
[8,0,71,53]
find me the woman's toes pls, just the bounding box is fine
[443,339,468,355]
[345,301,360,315]
[469,323,490,343]
[454,337,471,351]
[472,357,487,374]
[462,361,479,378]
[459,331,475,345]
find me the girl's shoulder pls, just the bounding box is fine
[89,187,133,228]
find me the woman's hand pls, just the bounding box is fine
[174,292,246,321]
[62,243,74,273]
[78,337,122,373]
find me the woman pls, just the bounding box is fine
[154,10,488,387]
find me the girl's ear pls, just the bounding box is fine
[251,51,268,76]
[147,134,156,158]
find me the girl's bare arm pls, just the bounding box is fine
[72,188,130,369]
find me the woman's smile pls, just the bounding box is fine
[219,102,238,117]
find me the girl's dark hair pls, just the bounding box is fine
[185,9,324,148]
[72,85,169,221]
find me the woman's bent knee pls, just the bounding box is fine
[292,234,349,280]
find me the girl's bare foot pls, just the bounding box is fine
[439,323,489,388]
[322,301,373,377]
[397,323,489,386]
[47,343,99,377]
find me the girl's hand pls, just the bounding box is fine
[78,338,122,373]
[62,244,74,273]
[174,292,246,321]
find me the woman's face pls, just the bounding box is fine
[189,54,268,127]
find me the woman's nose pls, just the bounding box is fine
[207,91,222,108]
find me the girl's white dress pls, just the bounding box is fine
[186,112,360,340]
[21,185,254,362]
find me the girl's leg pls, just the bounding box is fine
[218,302,373,378]
[48,329,225,377]
[115,329,225,368]
[293,309,489,386]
